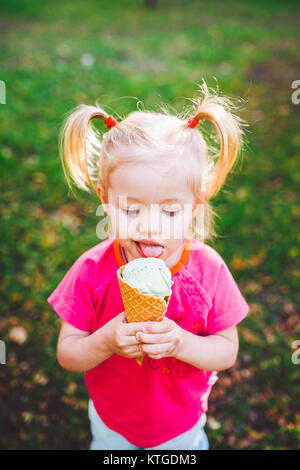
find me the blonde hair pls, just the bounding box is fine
[59,81,247,242]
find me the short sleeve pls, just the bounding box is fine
[47,257,95,332]
[206,261,250,334]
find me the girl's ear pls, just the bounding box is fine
[192,192,205,216]
[97,184,110,214]
[96,184,102,200]
[192,199,198,217]
[198,191,206,204]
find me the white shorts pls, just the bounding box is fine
[88,399,209,450]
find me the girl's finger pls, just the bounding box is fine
[123,322,146,337]
[141,342,173,355]
[136,330,174,344]
[142,320,173,334]
[123,344,144,355]
[123,319,171,336]
[120,335,141,346]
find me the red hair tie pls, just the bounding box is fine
[104,115,118,129]
[187,117,200,129]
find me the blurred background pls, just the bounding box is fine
[0,0,299,450]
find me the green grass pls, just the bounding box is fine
[0,0,299,450]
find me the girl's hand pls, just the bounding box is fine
[104,311,145,360]
[135,317,183,360]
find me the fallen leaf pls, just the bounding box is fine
[9,326,27,344]
[231,256,247,270]
[207,416,221,430]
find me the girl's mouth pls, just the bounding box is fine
[134,240,164,258]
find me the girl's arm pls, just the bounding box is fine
[137,320,239,371]
[57,321,113,372]
[56,311,145,373]
[174,325,239,371]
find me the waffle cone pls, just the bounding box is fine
[117,265,171,365]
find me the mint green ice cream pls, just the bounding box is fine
[121,257,173,298]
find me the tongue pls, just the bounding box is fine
[139,243,164,258]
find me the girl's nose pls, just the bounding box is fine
[138,205,161,237]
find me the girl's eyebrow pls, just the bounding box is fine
[126,197,184,203]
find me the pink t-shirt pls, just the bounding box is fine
[47,236,249,448]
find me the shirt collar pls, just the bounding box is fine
[113,238,190,277]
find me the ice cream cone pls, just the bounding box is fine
[117,265,171,365]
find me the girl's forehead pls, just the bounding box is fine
[108,162,194,202]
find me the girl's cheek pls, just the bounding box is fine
[127,218,140,240]
[161,213,191,239]
[115,211,140,240]
[109,209,125,239]
[180,208,194,235]
[161,218,174,239]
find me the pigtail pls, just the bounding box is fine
[59,104,111,193]
[188,82,247,200]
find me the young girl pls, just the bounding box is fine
[47,83,250,450]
